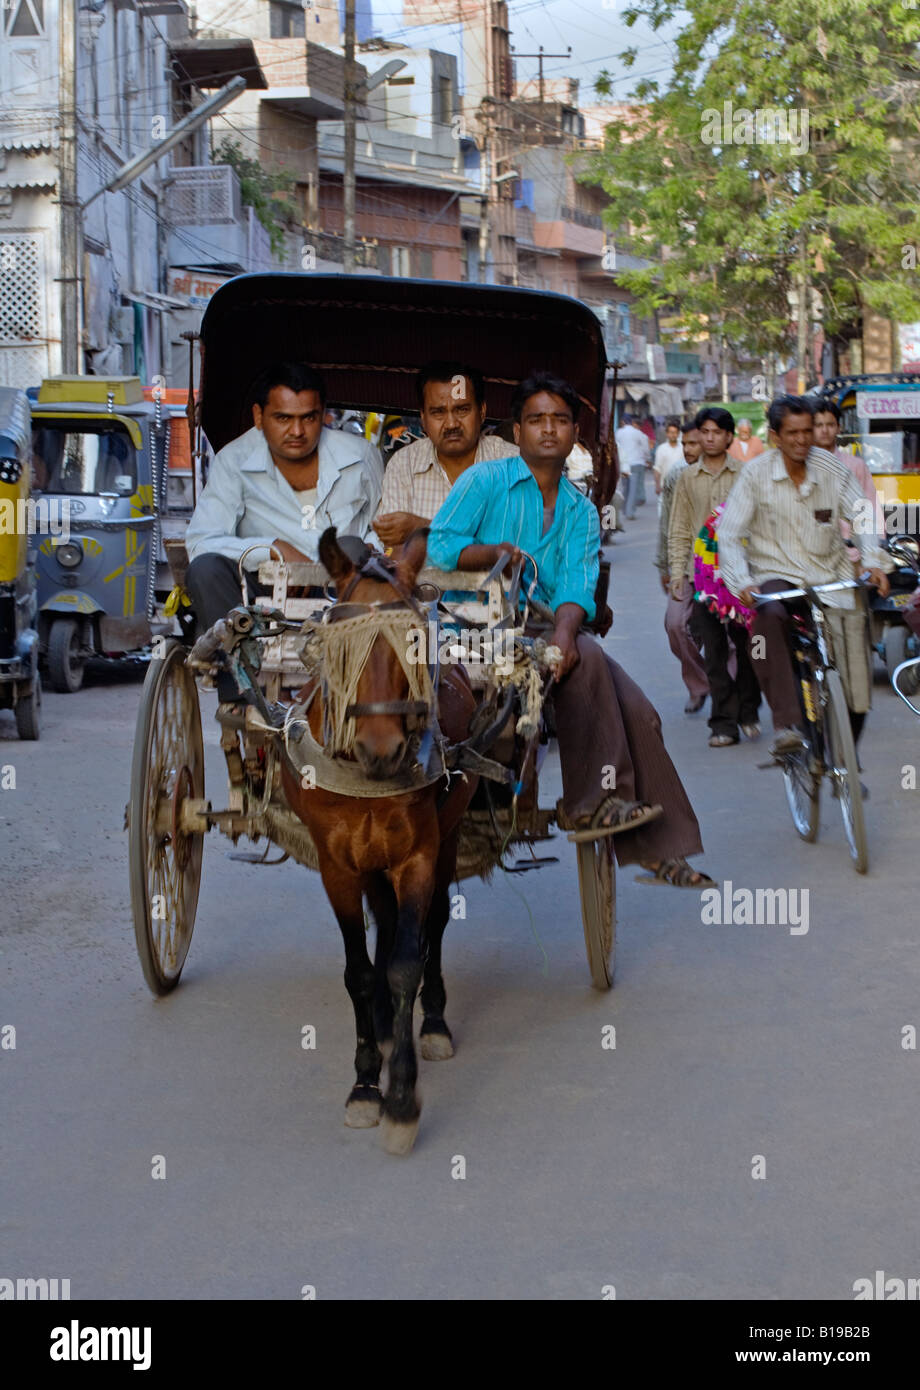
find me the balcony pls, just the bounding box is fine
[164,165,273,273]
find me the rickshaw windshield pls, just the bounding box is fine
[840,404,920,474]
[31,420,138,495]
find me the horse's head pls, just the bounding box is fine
[317,526,430,779]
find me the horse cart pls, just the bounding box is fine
[126,275,621,1149]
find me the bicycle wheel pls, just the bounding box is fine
[782,746,820,842]
[823,668,868,873]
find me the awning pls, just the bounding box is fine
[125,289,189,311]
[618,381,685,415]
[0,179,56,190]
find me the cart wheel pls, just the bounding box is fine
[576,836,616,990]
[884,625,909,681]
[128,639,205,993]
[782,746,819,841]
[14,675,41,740]
[824,668,868,874]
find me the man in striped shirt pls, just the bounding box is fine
[374,360,517,548]
[428,370,712,887]
[719,396,892,756]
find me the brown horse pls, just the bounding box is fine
[280,527,478,1154]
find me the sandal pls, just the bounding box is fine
[557,795,663,842]
[634,858,716,889]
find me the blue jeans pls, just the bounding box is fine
[624,466,643,518]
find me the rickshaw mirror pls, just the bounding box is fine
[892,657,920,715]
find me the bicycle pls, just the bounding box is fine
[754,579,869,874]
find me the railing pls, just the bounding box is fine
[560,204,603,230]
[165,165,243,227]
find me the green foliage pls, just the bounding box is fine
[585,0,920,362]
[213,138,298,257]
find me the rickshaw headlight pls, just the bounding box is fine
[55,542,83,569]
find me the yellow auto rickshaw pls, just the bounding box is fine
[0,386,41,737]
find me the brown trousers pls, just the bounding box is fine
[665,579,709,700]
[552,634,704,866]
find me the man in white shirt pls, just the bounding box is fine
[652,417,684,497]
[185,362,382,688]
[615,413,651,519]
[374,360,517,547]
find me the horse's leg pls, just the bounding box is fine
[380,861,434,1156]
[366,874,396,1059]
[419,828,459,1061]
[324,874,383,1129]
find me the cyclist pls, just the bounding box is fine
[718,396,892,758]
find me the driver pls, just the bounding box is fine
[718,395,892,756]
[427,370,713,888]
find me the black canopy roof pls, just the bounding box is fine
[198,274,609,453]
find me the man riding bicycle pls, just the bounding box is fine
[717,396,893,758]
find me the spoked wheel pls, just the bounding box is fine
[823,668,868,874]
[782,746,819,842]
[575,836,616,990]
[128,639,206,993]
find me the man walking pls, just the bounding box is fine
[655,421,709,712]
[728,418,765,462]
[653,417,684,499]
[615,413,651,520]
[668,407,761,747]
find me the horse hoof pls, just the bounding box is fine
[344,1088,382,1128]
[420,1031,454,1061]
[381,1113,420,1156]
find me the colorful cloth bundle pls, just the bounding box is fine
[693,504,755,629]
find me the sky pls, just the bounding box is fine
[367,1,682,107]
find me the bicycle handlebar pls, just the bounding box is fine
[751,579,863,606]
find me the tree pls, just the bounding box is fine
[585,0,920,381]
[213,138,298,257]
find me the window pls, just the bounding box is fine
[391,246,410,277]
[415,249,433,279]
[437,75,452,127]
[269,0,305,38]
[32,422,137,496]
[7,0,44,36]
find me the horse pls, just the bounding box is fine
[280,526,479,1155]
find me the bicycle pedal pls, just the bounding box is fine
[504,855,559,872]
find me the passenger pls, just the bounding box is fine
[185,361,383,642]
[427,370,713,887]
[374,360,517,548]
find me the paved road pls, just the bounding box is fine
[3,501,919,1301]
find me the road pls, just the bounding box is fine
[3,499,919,1301]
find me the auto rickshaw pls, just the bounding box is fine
[29,376,195,691]
[0,386,41,738]
[816,374,920,533]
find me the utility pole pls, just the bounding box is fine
[796,232,810,393]
[343,0,356,273]
[510,46,571,104]
[59,0,80,373]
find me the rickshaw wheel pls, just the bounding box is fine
[48,617,85,693]
[15,676,41,740]
[128,639,205,994]
[576,837,615,990]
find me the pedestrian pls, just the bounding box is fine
[668,406,761,747]
[653,417,684,502]
[728,418,765,462]
[615,412,651,520]
[655,422,709,712]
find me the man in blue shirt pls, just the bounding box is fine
[428,371,711,886]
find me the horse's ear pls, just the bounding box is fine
[318,526,354,584]
[396,527,429,588]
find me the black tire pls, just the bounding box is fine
[782,746,819,842]
[47,617,85,693]
[128,639,205,994]
[576,837,616,990]
[14,676,41,740]
[823,668,868,873]
[884,624,909,681]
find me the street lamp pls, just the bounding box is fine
[80,77,246,210]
